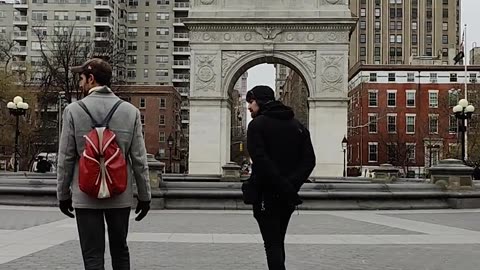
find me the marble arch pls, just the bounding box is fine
[184,0,356,177]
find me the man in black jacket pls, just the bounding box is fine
[246,85,316,270]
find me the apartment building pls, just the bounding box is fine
[5,0,192,170]
[349,0,461,67]
[347,64,480,177]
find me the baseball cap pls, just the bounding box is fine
[70,58,112,85]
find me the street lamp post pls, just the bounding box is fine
[6,96,29,172]
[167,134,174,173]
[341,136,348,177]
[453,99,475,162]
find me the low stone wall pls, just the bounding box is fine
[1,173,480,210]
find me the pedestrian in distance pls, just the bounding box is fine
[36,156,52,173]
[242,85,316,270]
[56,58,151,270]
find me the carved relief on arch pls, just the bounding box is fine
[195,55,217,93]
[319,55,344,93]
[221,51,250,78]
[283,51,317,78]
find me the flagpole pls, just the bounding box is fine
[464,24,469,161]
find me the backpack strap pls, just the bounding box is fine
[77,101,98,128]
[101,100,123,128]
[78,100,123,128]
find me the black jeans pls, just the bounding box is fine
[254,204,295,270]
[75,207,131,270]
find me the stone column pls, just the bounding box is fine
[188,50,231,175]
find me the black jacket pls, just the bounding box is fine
[247,101,316,206]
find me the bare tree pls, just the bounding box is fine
[0,33,16,73]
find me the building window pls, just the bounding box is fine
[160,98,166,108]
[360,34,366,43]
[127,55,137,64]
[389,8,395,18]
[156,42,169,49]
[144,41,149,51]
[375,8,380,17]
[430,73,437,82]
[449,115,457,133]
[387,114,397,133]
[156,12,170,20]
[426,35,432,45]
[396,8,402,17]
[412,8,418,18]
[159,115,165,125]
[449,90,459,107]
[75,11,91,21]
[128,12,138,21]
[412,21,417,30]
[390,35,395,43]
[368,142,378,162]
[388,73,396,82]
[127,69,136,79]
[450,73,457,82]
[368,90,378,107]
[360,21,366,30]
[157,0,170,4]
[407,73,415,82]
[406,90,416,107]
[145,27,150,37]
[360,8,366,16]
[156,69,168,77]
[156,55,169,63]
[144,69,149,78]
[387,90,396,107]
[159,132,166,142]
[396,35,402,43]
[429,91,438,108]
[426,48,432,56]
[470,73,477,83]
[32,11,48,21]
[140,115,145,126]
[156,28,169,36]
[128,27,138,37]
[368,113,378,134]
[375,21,381,30]
[129,0,139,6]
[390,21,395,30]
[375,34,381,43]
[429,114,439,134]
[386,143,397,163]
[406,114,416,134]
[407,143,416,161]
[443,8,449,18]
[144,56,149,64]
[127,41,137,50]
[442,48,449,57]
[139,98,146,108]
[443,22,448,31]
[54,11,69,21]
[412,34,418,45]
[442,35,448,44]
[396,21,402,30]
[145,12,149,21]
[375,47,381,57]
[158,148,165,158]
[360,47,366,56]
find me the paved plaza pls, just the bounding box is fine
[1,206,480,269]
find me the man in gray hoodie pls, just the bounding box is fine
[57,58,151,270]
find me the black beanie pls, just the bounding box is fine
[246,85,275,103]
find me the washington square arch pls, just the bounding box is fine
[184,0,355,177]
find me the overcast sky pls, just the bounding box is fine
[246,0,480,91]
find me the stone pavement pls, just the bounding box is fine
[1,206,480,269]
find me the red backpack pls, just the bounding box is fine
[77,100,127,199]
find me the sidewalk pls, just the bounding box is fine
[1,206,480,269]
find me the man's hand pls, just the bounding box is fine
[135,200,150,221]
[59,198,74,218]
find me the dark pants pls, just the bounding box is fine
[254,204,295,270]
[75,207,131,270]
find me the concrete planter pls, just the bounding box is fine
[429,159,473,190]
[221,162,241,181]
[371,164,399,183]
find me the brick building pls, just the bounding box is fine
[279,68,309,128]
[116,85,183,173]
[348,64,480,177]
